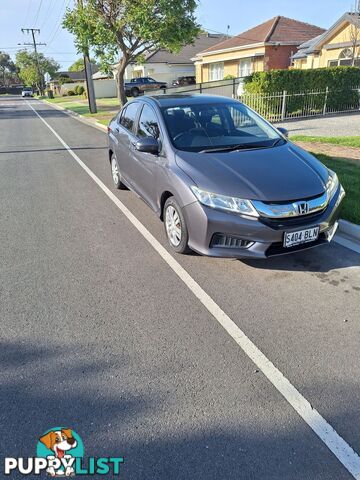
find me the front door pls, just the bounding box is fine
[114,102,140,185]
[130,103,162,211]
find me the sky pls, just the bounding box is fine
[0,0,356,70]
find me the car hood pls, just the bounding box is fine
[175,143,329,202]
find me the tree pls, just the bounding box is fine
[63,0,200,105]
[0,51,17,86]
[15,50,60,91]
[69,57,97,71]
[349,2,360,66]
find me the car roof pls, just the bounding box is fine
[134,94,240,108]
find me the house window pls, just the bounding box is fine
[239,58,252,77]
[209,62,224,81]
[329,48,357,67]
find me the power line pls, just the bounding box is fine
[45,0,69,49]
[33,0,44,27]
[40,0,56,30]
[24,0,34,27]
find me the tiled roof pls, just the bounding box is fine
[199,16,325,55]
[293,12,360,59]
[144,34,226,64]
[51,64,99,82]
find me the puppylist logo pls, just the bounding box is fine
[4,427,124,476]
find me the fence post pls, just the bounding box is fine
[323,86,329,115]
[232,78,236,98]
[199,83,202,94]
[281,90,287,121]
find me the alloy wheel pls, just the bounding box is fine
[165,205,182,247]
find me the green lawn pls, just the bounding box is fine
[291,135,360,148]
[44,95,120,126]
[314,154,360,225]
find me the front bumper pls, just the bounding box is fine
[183,185,345,259]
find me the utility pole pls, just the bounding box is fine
[21,28,46,94]
[77,0,97,113]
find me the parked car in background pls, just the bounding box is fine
[124,77,167,97]
[172,76,196,87]
[107,94,344,259]
[21,87,33,97]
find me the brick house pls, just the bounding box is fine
[194,16,325,82]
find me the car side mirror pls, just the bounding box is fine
[135,137,159,154]
[277,127,289,138]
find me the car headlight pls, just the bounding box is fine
[326,170,339,200]
[190,186,259,217]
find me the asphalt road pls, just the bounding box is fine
[0,96,359,479]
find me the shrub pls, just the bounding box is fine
[61,92,68,97]
[77,85,85,95]
[244,67,360,94]
[243,67,360,117]
[67,90,75,96]
[224,74,235,80]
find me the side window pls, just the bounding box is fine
[120,103,139,132]
[137,104,160,139]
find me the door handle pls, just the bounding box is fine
[115,127,120,132]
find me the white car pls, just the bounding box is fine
[22,88,33,97]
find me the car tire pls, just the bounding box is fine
[131,87,139,97]
[163,197,191,254]
[111,154,127,190]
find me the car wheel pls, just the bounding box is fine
[111,154,127,190]
[131,87,139,97]
[164,197,191,254]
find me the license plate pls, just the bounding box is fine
[283,226,319,248]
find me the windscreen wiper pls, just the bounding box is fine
[199,144,268,153]
[271,138,286,147]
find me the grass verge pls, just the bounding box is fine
[291,135,360,148]
[44,95,120,126]
[314,153,360,225]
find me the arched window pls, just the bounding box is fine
[338,48,353,66]
[339,48,353,59]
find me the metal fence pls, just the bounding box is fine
[146,77,244,98]
[237,87,360,122]
[147,77,360,123]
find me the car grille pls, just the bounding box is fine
[210,234,253,249]
[252,191,328,220]
[259,209,325,229]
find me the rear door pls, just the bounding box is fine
[129,103,162,211]
[113,102,140,185]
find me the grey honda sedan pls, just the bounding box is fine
[108,95,344,258]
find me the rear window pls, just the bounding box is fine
[120,103,139,132]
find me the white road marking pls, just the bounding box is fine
[27,101,360,479]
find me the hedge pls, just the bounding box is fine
[244,67,360,93]
[243,67,360,116]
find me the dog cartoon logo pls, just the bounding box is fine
[37,427,84,477]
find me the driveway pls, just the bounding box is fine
[1,96,360,479]
[277,112,360,136]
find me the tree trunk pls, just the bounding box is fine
[115,59,128,107]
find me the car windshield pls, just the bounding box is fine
[161,101,284,152]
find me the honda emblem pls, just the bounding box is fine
[297,202,309,215]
